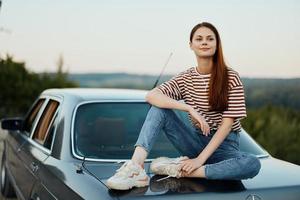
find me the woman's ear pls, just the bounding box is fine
[189,42,193,50]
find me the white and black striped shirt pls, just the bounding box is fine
[157,67,247,132]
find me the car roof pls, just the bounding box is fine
[42,88,149,101]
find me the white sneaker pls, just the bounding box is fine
[150,156,188,178]
[106,160,149,190]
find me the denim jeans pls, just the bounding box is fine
[135,106,261,180]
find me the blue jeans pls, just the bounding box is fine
[135,106,261,180]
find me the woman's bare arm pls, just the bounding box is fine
[196,117,234,163]
[146,88,210,134]
[146,88,190,111]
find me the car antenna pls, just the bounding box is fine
[76,156,86,174]
[151,52,173,89]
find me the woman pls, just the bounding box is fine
[107,22,261,190]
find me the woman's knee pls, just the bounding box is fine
[242,153,261,178]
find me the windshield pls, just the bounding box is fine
[73,102,267,160]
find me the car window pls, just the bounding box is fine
[43,114,58,150]
[32,99,59,147]
[74,102,267,160]
[74,102,181,159]
[23,99,45,136]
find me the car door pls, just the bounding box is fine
[17,97,60,200]
[6,98,47,199]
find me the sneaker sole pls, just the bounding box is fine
[106,178,149,190]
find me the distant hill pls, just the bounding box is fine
[68,73,173,90]
[242,78,300,110]
[67,73,300,110]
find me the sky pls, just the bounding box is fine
[0,0,300,78]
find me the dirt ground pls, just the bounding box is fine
[0,128,18,200]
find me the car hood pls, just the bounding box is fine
[83,157,300,200]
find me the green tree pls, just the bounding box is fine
[0,54,77,118]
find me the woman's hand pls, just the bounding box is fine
[179,158,203,175]
[188,107,210,136]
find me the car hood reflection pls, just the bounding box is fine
[83,157,300,198]
[107,175,246,199]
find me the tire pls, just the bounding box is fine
[0,155,16,197]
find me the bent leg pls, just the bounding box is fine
[183,132,261,180]
[134,106,204,158]
[204,151,261,180]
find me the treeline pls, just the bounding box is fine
[0,55,77,117]
[68,73,172,90]
[243,78,300,110]
[242,106,300,165]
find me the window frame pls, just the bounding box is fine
[32,99,59,145]
[71,100,148,162]
[28,95,62,154]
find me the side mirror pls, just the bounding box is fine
[1,118,23,131]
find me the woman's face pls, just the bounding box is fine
[190,27,217,58]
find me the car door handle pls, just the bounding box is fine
[30,162,39,173]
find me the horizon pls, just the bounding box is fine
[65,71,300,79]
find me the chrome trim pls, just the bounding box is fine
[246,194,262,200]
[71,100,148,162]
[41,182,58,200]
[27,137,51,155]
[257,154,269,158]
[73,156,155,163]
[49,112,59,153]
[44,95,63,153]
[19,128,52,156]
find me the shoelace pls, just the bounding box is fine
[156,158,183,182]
[156,168,181,182]
[156,175,172,182]
[156,169,182,181]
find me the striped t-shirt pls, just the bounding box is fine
[157,67,247,132]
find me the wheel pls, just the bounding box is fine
[0,155,16,197]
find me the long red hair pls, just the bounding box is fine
[189,22,228,111]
